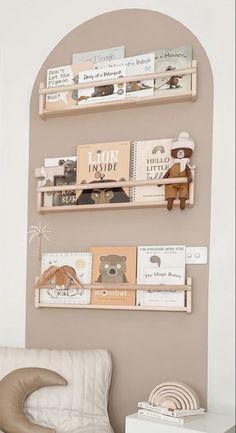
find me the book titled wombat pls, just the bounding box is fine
[90,246,137,306]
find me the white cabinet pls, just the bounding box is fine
[125,413,235,433]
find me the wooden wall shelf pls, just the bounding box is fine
[39,61,197,119]
[35,277,192,313]
[35,173,195,213]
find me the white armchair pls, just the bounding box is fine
[0,347,114,433]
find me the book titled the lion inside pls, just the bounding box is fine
[90,246,137,306]
[76,141,130,205]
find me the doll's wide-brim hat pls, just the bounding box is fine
[171,131,195,151]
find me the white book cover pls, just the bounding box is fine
[129,139,173,202]
[72,46,125,65]
[39,252,92,305]
[77,65,126,105]
[137,245,186,307]
[46,64,81,110]
[94,52,155,98]
[154,45,192,94]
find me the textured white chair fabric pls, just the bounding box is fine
[0,347,114,433]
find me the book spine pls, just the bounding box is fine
[129,141,137,202]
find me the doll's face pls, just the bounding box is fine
[171,147,193,159]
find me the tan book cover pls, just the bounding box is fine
[90,246,137,305]
[76,141,130,205]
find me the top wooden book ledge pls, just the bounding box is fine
[39,60,197,119]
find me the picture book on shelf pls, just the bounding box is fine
[39,252,92,305]
[90,246,137,306]
[137,245,186,307]
[154,45,192,94]
[94,52,155,98]
[77,65,126,105]
[129,139,173,202]
[72,46,125,66]
[46,64,82,110]
[76,141,131,205]
[43,157,77,207]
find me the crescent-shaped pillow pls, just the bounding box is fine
[0,367,67,433]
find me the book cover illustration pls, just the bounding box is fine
[46,64,82,110]
[94,52,155,98]
[72,45,125,65]
[154,45,192,94]
[43,157,77,207]
[130,139,173,202]
[39,252,92,304]
[77,65,126,105]
[76,141,130,205]
[137,245,186,307]
[90,246,137,305]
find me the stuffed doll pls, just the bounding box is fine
[160,132,195,210]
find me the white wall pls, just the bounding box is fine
[0,0,234,416]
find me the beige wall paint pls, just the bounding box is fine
[26,10,213,433]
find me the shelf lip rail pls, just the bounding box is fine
[39,64,197,95]
[36,176,191,193]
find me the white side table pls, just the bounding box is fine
[125,412,235,433]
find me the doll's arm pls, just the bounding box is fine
[186,165,192,183]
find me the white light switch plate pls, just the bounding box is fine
[186,247,208,264]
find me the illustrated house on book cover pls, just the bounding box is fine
[39,252,92,305]
[90,246,137,306]
[76,141,131,205]
[130,139,174,202]
[154,45,192,95]
[137,245,186,307]
[94,52,155,98]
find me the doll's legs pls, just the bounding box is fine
[179,184,189,210]
[165,185,178,210]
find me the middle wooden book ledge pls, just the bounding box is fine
[35,174,195,213]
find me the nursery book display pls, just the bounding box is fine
[76,141,131,205]
[90,246,137,306]
[137,245,186,307]
[130,138,173,202]
[38,252,92,305]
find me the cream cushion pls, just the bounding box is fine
[0,347,113,433]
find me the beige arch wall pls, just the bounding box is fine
[26,9,213,433]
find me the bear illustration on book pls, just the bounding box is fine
[76,178,129,205]
[96,255,128,283]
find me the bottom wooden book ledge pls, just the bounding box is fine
[35,278,192,313]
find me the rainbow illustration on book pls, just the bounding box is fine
[148,381,200,410]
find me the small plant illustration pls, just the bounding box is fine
[28,222,52,260]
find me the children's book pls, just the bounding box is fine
[129,139,173,202]
[90,246,137,306]
[77,65,126,105]
[154,45,192,95]
[45,64,84,110]
[43,157,77,207]
[76,141,130,205]
[72,46,125,65]
[39,252,92,304]
[137,245,186,307]
[94,52,155,98]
